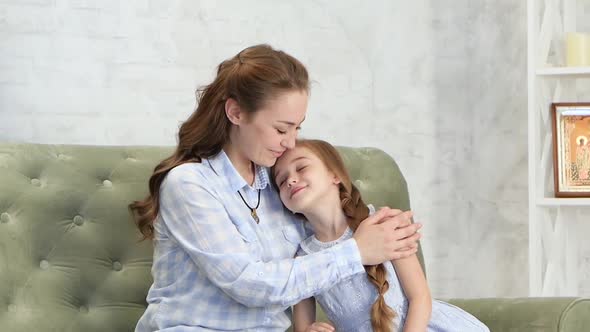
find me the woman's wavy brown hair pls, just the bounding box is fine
[272,139,397,332]
[129,44,309,240]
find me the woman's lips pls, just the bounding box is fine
[271,150,284,158]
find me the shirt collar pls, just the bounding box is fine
[207,149,270,192]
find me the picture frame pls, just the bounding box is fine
[552,102,590,197]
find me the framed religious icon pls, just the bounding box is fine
[552,102,590,197]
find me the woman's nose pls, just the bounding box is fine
[281,132,297,149]
[287,177,297,187]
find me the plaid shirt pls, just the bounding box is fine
[135,150,364,331]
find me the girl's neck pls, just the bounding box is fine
[223,141,255,186]
[303,193,349,242]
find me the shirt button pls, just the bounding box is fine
[258,271,263,276]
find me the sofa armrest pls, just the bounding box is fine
[446,297,590,332]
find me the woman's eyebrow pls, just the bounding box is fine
[277,116,306,126]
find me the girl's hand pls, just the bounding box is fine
[305,322,335,332]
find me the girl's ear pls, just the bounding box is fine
[332,174,341,185]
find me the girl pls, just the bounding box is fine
[130,45,423,331]
[272,139,490,332]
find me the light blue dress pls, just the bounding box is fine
[297,225,490,331]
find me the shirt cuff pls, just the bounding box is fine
[330,238,365,278]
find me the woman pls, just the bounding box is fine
[130,44,422,331]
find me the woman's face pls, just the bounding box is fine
[237,90,308,167]
[273,146,339,214]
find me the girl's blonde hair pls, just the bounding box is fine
[272,139,396,332]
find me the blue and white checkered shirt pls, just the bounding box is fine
[135,150,364,331]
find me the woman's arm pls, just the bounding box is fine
[391,255,432,332]
[159,165,421,308]
[159,166,365,308]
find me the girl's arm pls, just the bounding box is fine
[293,298,334,332]
[391,254,432,332]
[293,298,315,332]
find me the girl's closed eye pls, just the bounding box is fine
[276,128,287,134]
[276,175,287,187]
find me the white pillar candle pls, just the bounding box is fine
[566,32,590,67]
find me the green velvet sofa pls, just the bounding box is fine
[0,143,588,332]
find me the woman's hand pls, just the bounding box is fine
[303,322,335,332]
[353,207,422,266]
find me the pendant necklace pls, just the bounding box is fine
[237,189,261,224]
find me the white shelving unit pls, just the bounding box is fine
[537,67,590,75]
[528,0,590,296]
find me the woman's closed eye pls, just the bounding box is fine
[276,128,287,134]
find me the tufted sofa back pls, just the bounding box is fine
[0,143,421,332]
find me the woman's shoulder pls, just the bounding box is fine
[162,161,217,189]
[166,161,203,178]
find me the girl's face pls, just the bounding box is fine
[236,90,308,167]
[273,146,340,214]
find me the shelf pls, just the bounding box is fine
[537,197,590,206]
[536,67,590,76]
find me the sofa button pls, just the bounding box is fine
[79,306,88,314]
[112,261,122,271]
[1,212,9,223]
[73,215,84,226]
[40,260,50,270]
[31,178,41,186]
[102,180,113,187]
